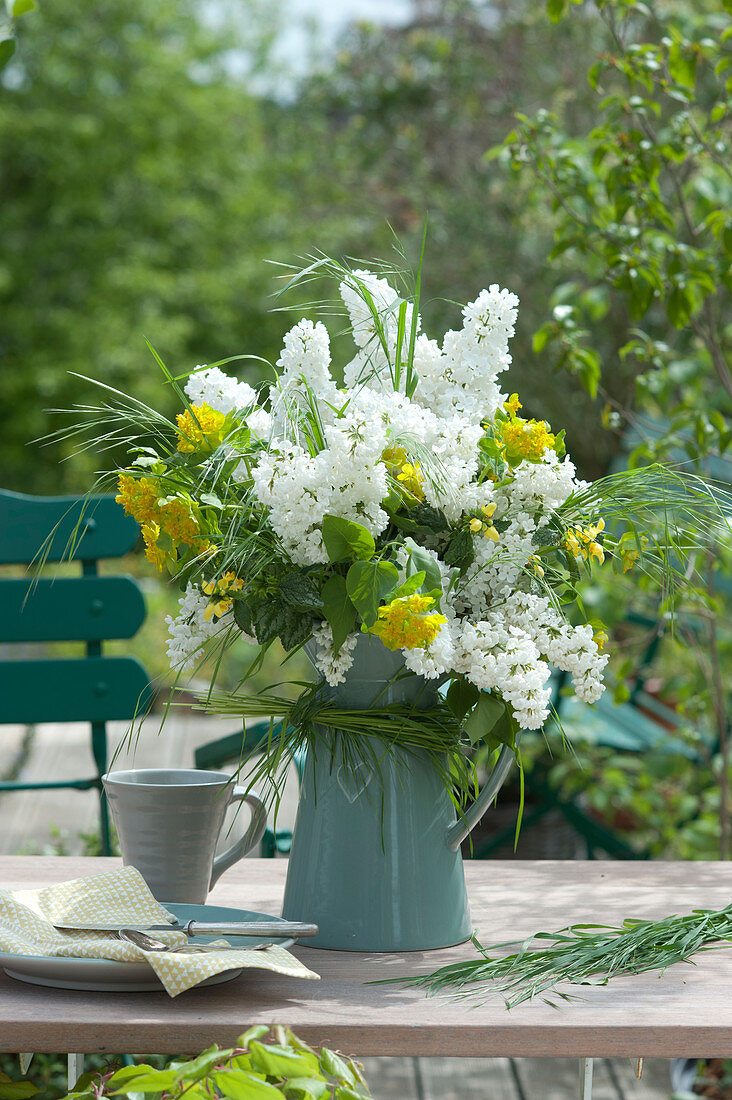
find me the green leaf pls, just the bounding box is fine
[234,599,254,636]
[487,707,520,753]
[667,286,692,329]
[251,598,313,651]
[443,529,474,572]
[319,1049,356,1085]
[110,1069,180,1093]
[405,543,443,595]
[321,574,357,655]
[280,572,324,612]
[211,1071,281,1099]
[346,560,399,628]
[464,692,506,746]
[0,37,16,68]
[321,515,375,562]
[249,1042,320,1080]
[446,677,480,723]
[668,43,696,89]
[394,570,425,599]
[11,0,36,15]
[532,325,553,353]
[282,1079,328,1099]
[0,1085,39,1099]
[409,504,448,532]
[546,0,568,22]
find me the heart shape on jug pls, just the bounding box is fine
[336,760,373,803]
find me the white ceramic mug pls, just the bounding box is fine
[102,768,267,903]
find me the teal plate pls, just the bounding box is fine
[0,903,294,992]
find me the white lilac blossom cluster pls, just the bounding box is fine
[164,268,608,727]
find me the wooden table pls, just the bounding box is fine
[2,857,732,1098]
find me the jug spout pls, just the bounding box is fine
[445,743,518,851]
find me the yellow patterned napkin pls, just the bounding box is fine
[0,865,319,996]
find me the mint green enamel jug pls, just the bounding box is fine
[281,636,516,951]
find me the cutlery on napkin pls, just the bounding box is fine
[0,865,320,996]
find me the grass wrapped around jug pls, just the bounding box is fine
[56,244,727,947]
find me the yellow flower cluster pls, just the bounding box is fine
[565,518,605,565]
[492,393,556,467]
[141,523,166,571]
[498,418,556,466]
[369,593,447,651]
[176,403,228,454]
[116,475,159,525]
[468,502,499,541]
[382,445,425,501]
[201,572,245,621]
[116,472,205,571]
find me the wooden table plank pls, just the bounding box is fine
[0,857,731,1059]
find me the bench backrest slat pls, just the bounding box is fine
[0,657,153,724]
[0,576,146,643]
[0,489,137,564]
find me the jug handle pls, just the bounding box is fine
[445,741,519,851]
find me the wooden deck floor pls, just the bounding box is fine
[0,717,679,1097]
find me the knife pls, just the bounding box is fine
[54,919,319,937]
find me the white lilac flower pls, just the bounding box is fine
[165,582,253,674]
[274,319,341,410]
[185,366,257,415]
[309,622,359,687]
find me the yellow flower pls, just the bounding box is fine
[202,572,245,621]
[158,497,200,546]
[593,630,609,651]
[176,404,228,454]
[116,474,159,525]
[497,418,556,466]
[504,393,523,416]
[528,554,544,578]
[565,518,606,566]
[483,525,500,542]
[382,445,425,500]
[369,593,447,651]
[481,503,497,519]
[141,523,166,572]
[396,461,425,501]
[618,533,648,573]
[469,517,483,533]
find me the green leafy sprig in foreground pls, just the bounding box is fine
[65,1026,371,1100]
[387,904,732,1009]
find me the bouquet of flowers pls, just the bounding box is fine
[67,252,717,807]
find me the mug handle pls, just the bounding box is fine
[210,788,268,888]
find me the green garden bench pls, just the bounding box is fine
[0,489,153,855]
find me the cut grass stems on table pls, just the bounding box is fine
[382,904,732,1008]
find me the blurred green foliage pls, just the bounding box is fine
[0,0,356,492]
[2,0,628,493]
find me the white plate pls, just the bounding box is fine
[0,903,295,992]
